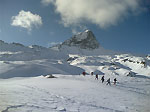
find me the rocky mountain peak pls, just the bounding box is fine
[61,30,100,49]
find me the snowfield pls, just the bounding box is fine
[0,75,150,112]
[0,30,150,112]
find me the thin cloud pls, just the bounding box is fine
[41,0,54,6]
[48,42,62,47]
[11,10,42,31]
[71,25,87,34]
[42,0,141,28]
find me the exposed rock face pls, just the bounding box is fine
[61,30,100,49]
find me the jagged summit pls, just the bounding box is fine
[61,30,100,49]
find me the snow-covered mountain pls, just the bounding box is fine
[0,30,150,112]
[59,30,100,49]
[0,40,68,61]
[0,40,32,52]
[0,30,150,78]
[52,30,115,55]
[0,30,114,61]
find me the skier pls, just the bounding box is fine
[82,72,86,76]
[101,75,104,83]
[91,72,94,76]
[106,78,111,85]
[114,78,117,85]
[95,74,98,80]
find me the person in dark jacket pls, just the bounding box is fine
[114,78,117,85]
[106,78,111,85]
[82,72,86,76]
[101,75,105,83]
[95,74,98,80]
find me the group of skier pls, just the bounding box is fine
[99,75,117,85]
[101,76,117,85]
[82,71,117,85]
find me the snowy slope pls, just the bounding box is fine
[0,40,32,52]
[0,60,83,78]
[68,54,150,77]
[0,75,150,112]
[0,40,67,61]
[0,30,150,112]
[0,30,150,78]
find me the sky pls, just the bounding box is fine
[0,0,150,54]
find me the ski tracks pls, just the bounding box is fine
[1,84,124,112]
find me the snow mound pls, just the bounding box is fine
[0,60,84,79]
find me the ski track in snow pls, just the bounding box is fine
[0,84,122,112]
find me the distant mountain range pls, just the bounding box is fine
[0,30,116,61]
[0,30,150,78]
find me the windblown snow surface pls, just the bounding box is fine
[0,54,150,112]
[0,30,150,112]
[0,74,150,112]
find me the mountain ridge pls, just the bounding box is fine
[60,30,100,49]
[0,30,115,59]
[0,30,150,78]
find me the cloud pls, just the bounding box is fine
[71,25,87,34]
[43,0,141,28]
[11,10,42,31]
[48,42,62,47]
[41,0,54,6]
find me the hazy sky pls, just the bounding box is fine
[0,0,150,54]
